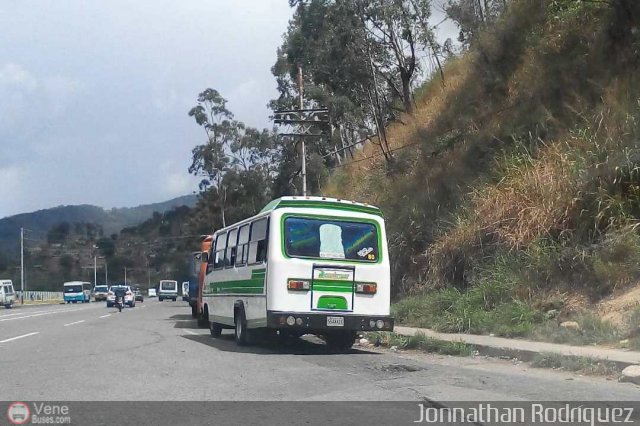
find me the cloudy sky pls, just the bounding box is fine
[0,1,457,219]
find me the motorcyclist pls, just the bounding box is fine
[114,286,126,310]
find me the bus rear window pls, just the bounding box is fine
[283,217,379,262]
[161,282,176,290]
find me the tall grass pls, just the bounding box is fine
[393,276,543,337]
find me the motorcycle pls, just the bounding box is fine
[114,294,123,312]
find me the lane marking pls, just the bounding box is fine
[63,320,85,327]
[0,332,40,343]
[184,330,199,336]
[99,314,111,318]
[0,307,93,323]
[0,309,52,319]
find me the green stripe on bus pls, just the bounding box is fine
[260,198,383,217]
[313,279,352,292]
[207,268,267,295]
[313,286,353,293]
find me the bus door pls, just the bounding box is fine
[310,264,355,314]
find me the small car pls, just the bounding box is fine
[106,284,135,307]
[133,287,144,302]
[93,285,109,302]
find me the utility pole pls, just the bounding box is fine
[20,227,24,304]
[298,64,307,196]
[273,65,330,197]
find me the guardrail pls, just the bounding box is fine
[16,291,64,302]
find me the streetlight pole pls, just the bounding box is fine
[105,261,108,286]
[20,227,24,304]
[297,64,307,196]
[124,267,127,285]
[93,255,97,288]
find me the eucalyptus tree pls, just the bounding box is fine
[188,89,276,228]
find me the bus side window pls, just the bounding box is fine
[214,232,227,270]
[236,224,250,267]
[225,228,238,268]
[248,218,268,264]
[205,242,215,274]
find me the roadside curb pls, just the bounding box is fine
[394,326,640,370]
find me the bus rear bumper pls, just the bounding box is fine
[267,311,394,332]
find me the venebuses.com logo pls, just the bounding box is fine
[7,401,30,425]
[6,402,71,425]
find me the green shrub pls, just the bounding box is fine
[530,312,621,346]
[393,277,542,337]
[367,332,474,356]
[531,352,619,376]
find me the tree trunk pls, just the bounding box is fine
[400,70,414,114]
[221,184,226,228]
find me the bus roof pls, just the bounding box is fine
[258,196,383,217]
[63,281,90,285]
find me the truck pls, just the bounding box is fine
[0,280,16,308]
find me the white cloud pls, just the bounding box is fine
[164,171,197,197]
[0,63,37,90]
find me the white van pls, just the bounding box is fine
[158,280,178,302]
[1,280,16,308]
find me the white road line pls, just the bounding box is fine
[63,320,85,327]
[0,308,91,322]
[183,330,199,336]
[99,314,111,318]
[0,309,52,319]
[0,332,40,343]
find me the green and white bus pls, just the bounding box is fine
[201,196,394,351]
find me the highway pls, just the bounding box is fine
[2,300,639,404]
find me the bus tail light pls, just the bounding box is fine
[356,283,377,294]
[287,280,310,291]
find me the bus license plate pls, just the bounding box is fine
[327,316,344,327]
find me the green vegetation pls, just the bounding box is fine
[531,352,620,376]
[367,331,474,356]
[393,280,541,337]
[324,0,640,339]
[530,313,621,346]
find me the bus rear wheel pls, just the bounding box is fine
[198,305,209,328]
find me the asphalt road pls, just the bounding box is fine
[1,300,640,424]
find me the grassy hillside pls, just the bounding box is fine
[325,0,640,340]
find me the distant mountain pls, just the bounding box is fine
[0,195,198,255]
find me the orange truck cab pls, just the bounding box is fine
[193,235,213,323]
